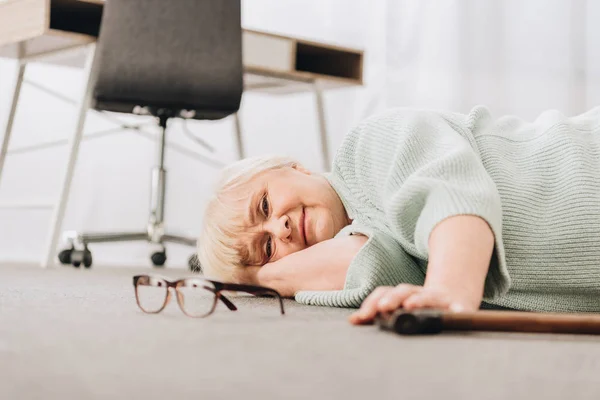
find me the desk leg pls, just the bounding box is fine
[313,81,330,172]
[233,112,244,160]
[0,64,26,190]
[42,44,97,268]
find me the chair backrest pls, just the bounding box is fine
[92,0,243,120]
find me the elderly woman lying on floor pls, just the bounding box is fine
[197,105,600,323]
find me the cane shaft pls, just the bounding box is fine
[443,310,600,335]
[377,310,600,335]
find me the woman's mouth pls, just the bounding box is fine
[300,208,308,246]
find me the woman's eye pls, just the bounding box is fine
[261,195,269,216]
[265,237,273,259]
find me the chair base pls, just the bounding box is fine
[57,111,202,272]
[59,229,198,269]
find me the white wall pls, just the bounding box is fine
[1,0,598,268]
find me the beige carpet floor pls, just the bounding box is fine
[1,263,600,400]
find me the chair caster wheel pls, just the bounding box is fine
[151,251,167,267]
[188,253,201,273]
[83,249,92,268]
[70,248,93,268]
[58,248,73,265]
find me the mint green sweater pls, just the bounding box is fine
[295,106,600,312]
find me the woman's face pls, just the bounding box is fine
[235,165,349,266]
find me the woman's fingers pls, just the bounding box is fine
[349,284,424,325]
[348,286,392,325]
[349,284,468,326]
[376,284,422,313]
[403,290,450,311]
[349,284,476,327]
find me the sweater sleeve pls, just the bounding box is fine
[298,107,511,307]
[348,108,511,300]
[294,222,425,308]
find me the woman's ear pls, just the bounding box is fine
[292,163,311,175]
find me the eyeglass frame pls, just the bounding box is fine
[132,275,285,317]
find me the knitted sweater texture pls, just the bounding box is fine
[295,106,600,312]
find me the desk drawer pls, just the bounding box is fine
[49,0,102,37]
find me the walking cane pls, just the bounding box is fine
[376,309,600,335]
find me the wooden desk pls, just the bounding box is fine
[0,0,364,94]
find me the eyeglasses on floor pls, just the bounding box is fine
[132,275,285,317]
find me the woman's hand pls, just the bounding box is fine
[348,283,479,325]
[242,235,368,297]
[349,215,493,325]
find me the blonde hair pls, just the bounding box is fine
[197,155,298,282]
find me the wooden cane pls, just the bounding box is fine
[376,309,600,335]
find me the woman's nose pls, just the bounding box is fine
[272,215,292,242]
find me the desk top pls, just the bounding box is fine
[0,0,364,94]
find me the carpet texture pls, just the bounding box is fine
[1,264,600,400]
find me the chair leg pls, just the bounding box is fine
[0,64,26,190]
[42,44,97,268]
[233,112,244,160]
[163,234,196,247]
[313,80,331,172]
[80,232,149,243]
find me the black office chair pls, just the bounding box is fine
[57,0,243,269]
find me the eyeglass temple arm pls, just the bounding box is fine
[218,283,285,315]
[202,286,237,311]
[216,293,238,311]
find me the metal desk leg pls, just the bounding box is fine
[0,64,26,190]
[313,81,330,172]
[42,44,97,268]
[233,112,244,160]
